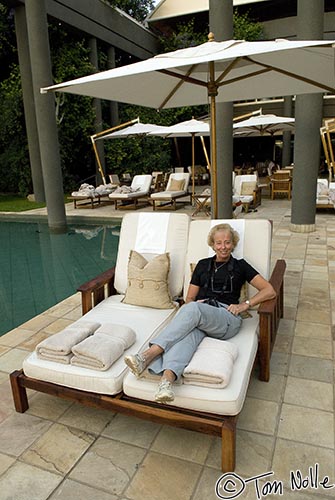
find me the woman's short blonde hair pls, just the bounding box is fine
[207,223,240,250]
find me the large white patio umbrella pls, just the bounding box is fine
[233,113,295,137]
[148,118,210,197]
[41,35,335,217]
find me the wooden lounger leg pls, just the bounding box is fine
[221,418,237,472]
[10,370,29,413]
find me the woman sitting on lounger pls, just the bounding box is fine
[125,223,276,403]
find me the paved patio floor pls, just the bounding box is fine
[0,194,334,500]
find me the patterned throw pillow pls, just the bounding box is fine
[122,250,175,309]
[169,179,185,191]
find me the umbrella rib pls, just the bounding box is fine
[158,66,207,109]
[243,56,335,94]
[217,68,271,88]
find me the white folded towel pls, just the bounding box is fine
[71,323,136,371]
[183,337,238,388]
[36,321,101,364]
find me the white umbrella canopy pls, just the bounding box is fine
[148,118,210,197]
[233,113,295,137]
[41,36,335,216]
[148,118,210,137]
[99,122,165,139]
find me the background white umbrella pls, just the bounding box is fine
[149,118,210,197]
[233,113,295,137]
[42,36,335,216]
[99,121,165,139]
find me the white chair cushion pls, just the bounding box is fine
[23,295,178,395]
[123,312,258,415]
[114,213,190,299]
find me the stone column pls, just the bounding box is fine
[14,5,45,202]
[209,0,234,219]
[25,0,66,232]
[107,46,119,127]
[89,37,105,184]
[282,96,293,167]
[290,0,324,233]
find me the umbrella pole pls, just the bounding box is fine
[192,133,195,201]
[200,136,211,170]
[91,136,106,185]
[209,61,218,219]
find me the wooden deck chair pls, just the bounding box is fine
[150,172,192,210]
[11,212,189,396]
[123,219,285,472]
[108,174,152,210]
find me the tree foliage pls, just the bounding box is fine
[0,1,264,195]
[105,0,154,22]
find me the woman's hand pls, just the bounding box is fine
[227,302,249,316]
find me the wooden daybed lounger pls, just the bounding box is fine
[10,214,285,473]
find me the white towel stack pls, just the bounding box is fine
[36,321,101,364]
[71,323,136,371]
[183,337,238,388]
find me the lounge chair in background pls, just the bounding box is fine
[150,172,191,210]
[108,174,152,210]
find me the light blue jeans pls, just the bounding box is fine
[148,301,242,380]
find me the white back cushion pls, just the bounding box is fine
[234,174,257,195]
[166,173,190,191]
[183,219,272,300]
[131,175,152,192]
[115,213,190,298]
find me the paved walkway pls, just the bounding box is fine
[0,195,334,500]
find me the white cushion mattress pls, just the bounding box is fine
[23,295,177,395]
[123,312,259,416]
[151,190,186,199]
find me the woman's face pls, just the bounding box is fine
[212,230,234,262]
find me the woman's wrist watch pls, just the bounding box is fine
[245,300,250,308]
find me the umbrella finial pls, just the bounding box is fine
[208,32,215,42]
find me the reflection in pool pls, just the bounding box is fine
[0,221,120,336]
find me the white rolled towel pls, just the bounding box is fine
[36,321,101,364]
[71,324,136,371]
[183,337,238,388]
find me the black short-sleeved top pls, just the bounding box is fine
[190,256,259,305]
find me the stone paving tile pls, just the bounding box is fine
[125,451,202,500]
[247,373,286,403]
[272,438,335,497]
[102,414,160,448]
[278,404,334,449]
[284,376,333,412]
[151,426,213,464]
[0,328,36,348]
[289,355,333,383]
[21,422,95,475]
[238,398,280,435]
[69,436,147,496]
[292,337,332,359]
[59,402,115,434]
[0,462,62,500]
[0,348,29,373]
[0,452,15,476]
[294,321,331,340]
[49,479,119,500]
[0,412,52,456]
[26,392,73,421]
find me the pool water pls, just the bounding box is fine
[0,221,120,336]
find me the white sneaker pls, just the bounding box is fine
[124,353,146,377]
[155,379,175,403]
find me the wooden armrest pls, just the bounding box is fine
[257,259,286,382]
[77,267,116,315]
